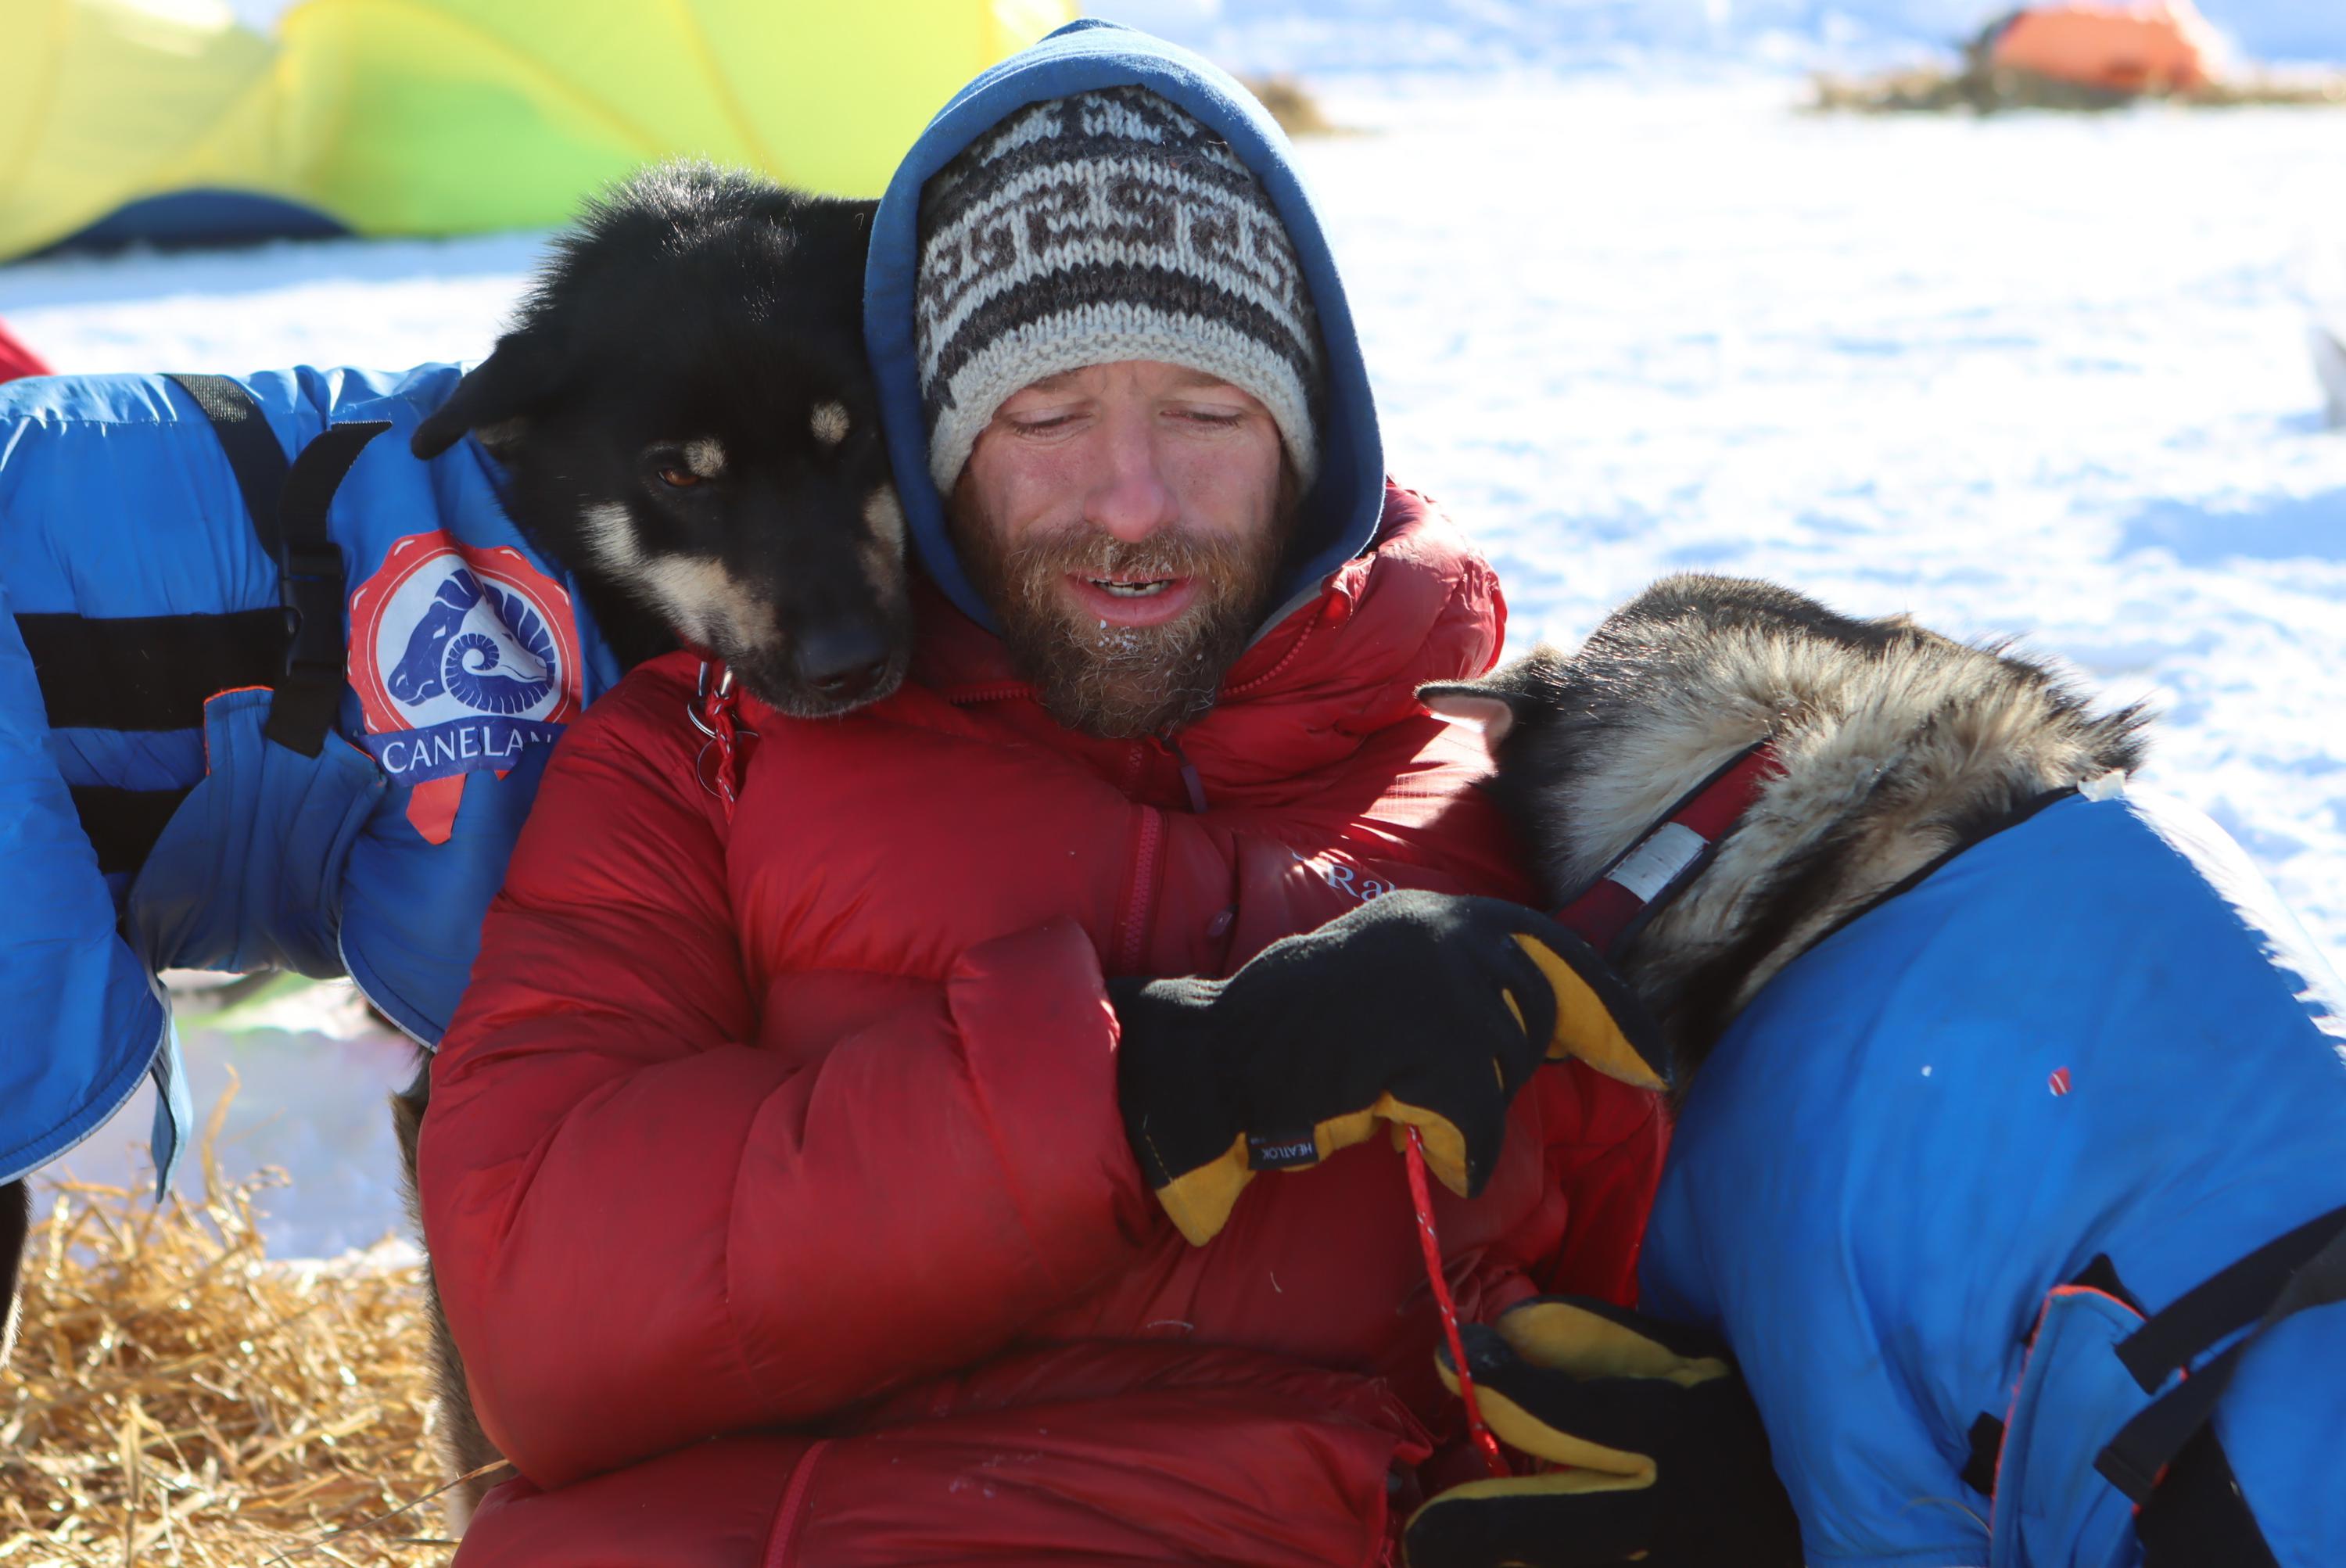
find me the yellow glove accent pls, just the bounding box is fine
[1435,1345,1657,1479]
[1493,1298,1733,1388]
[1152,1132,1253,1247]
[1152,1096,1478,1245]
[1512,935,1668,1090]
[1428,1297,1733,1475]
[1401,1471,1659,1568]
[1360,1093,1473,1197]
[1416,1469,1658,1504]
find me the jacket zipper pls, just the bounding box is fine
[943,681,1031,706]
[1116,806,1165,974]
[761,1438,832,1568]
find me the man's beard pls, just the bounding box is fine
[951,484,1293,739]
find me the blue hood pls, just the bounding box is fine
[864,19,1385,633]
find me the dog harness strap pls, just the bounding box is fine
[166,374,292,552]
[164,374,389,758]
[2096,1206,2346,1502]
[263,420,389,756]
[68,783,199,877]
[15,608,289,732]
[2114,1202,2346,1392]
[1554,741,1785,956]
[1960,1254,2142,1499]
[1960,1412,2006,1496]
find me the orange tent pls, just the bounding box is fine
[1989,1,2219,94]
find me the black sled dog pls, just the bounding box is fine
[385,160,909,1532]
[1421,574,2346,1568]
[2,162,896,1370]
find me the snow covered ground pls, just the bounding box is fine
[1092,0,2346,74]
[8,76,2344,1258]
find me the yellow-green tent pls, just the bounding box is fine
[0,0,1074,260]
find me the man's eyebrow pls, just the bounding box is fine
[1012,367,1241,397]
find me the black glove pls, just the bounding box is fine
[1110,889,1665,1246]
[1404,1297,1803,1568]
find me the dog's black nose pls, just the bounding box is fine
[795,623,892,701]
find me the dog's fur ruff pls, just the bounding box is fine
[1422,572,2150,1080]
[410,160,909,718]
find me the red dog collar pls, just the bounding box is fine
[1555,741,1785,957]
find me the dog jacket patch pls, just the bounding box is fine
[350,531,584,843]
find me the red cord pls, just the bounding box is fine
[1404,1127,1510,1480]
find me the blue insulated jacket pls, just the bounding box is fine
[1,366,623,1193]
[1638,787,2346,1568]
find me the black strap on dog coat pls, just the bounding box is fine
[2096,1203,2346,1502]
[261,418,388,755]
[21,608,292,734]
[164,373,390,758]
[15,377,386,880]
[167,371,294,543]
[1953,1216,2337,1568]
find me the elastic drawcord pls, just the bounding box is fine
[1160,730,1208,815]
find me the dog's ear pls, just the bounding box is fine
[1419,677,1542,760]
[411,330,565,459]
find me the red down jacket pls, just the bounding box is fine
[421,486,1667,1567]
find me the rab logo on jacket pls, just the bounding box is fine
[350,532,584,845]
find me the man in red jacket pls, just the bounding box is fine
[421,23,1671,1567]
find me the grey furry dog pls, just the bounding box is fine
[1417,574,2346,1566]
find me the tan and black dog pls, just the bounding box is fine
[389,163,907,1532]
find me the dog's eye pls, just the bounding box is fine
[656,467,703,490]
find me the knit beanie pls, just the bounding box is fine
[914,85,1324,497]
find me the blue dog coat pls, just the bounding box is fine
[1639,787,2346,1568]
[1,366,624,1192]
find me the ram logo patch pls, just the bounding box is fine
[350,532,583,843]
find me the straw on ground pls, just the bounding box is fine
[0,1071,484,1567]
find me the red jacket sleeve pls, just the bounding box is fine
[1533,1061,1669,1307]
[419,669,1154,1489]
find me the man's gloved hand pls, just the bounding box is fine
[1404,1297,1803,1568]
[1109,889,1664,1246]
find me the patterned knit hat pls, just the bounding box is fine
[915,86,1324,496]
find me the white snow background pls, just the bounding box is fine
[6,2,2344,1259]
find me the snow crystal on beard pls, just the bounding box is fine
[949,478,1296,740]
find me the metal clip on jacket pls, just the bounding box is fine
[688,660,757,819]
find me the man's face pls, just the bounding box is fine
[949,359,1293,738]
